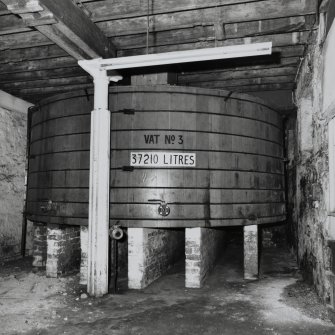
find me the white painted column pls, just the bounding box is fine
[87,71,111,297]
[78,59,122,297]
[243,225,259,280]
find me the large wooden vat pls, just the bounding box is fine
[27,85,285,227]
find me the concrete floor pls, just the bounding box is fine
[1,231,334,335]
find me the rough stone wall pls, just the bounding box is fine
[0,106,27,262]
[293,16,335,303]
[286,116,298,251]
[128,228,185,289]
[32,223,47,268]
[46,224,81,278]
[261,223,287,249]
[80,226,88,285]
[185,227,226,288]
[243,225,258,280]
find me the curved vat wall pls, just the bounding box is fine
[27,85,285,227]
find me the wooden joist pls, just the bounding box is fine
[37,0,116,58]
[103,15,316,40]
[2,76,91,90]
[9,83,93,96]
[0,31,52,50]
[0,45,68,64]
[2,0,116,59]
[0,1,9,15]
[178,67,297,84]
[112,28,311,53]
[97,0,318,36]
[118,31,310,56]
[187,75,296,89]
[0,14,31,35]
[0,57,78,74]
[178,55,301,77]
[0,67,86,83]
[217,83,296,92]
[223,15,316,39]
[0,0,319,102]
[84,0,318,22]
[0,11,315,50]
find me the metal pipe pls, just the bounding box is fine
[21,105,35,258]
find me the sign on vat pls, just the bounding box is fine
[130,152,196,167]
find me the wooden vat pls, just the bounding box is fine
[27,85,285,227]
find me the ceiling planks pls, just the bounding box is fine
[96,0,318,36]
[1,0,117,59]
[0,0,320,111]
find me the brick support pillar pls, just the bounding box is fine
[244,225,259,280]
[32,223,47,268]
[80,226,88,285]
[46,224,81,278]
[185,227,226,288]
[128,228,184,289]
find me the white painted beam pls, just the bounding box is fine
[0,90,33,113]
[99,42,272,71]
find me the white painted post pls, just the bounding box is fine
[78,59,122,297]
[87,70,110,297]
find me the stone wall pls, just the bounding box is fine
[0,93,31,262]
[46,224,81,277]
[128,228,185,289]
[292,14,335,304]
[32,223,47,268]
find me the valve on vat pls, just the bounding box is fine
[148,199,171,217]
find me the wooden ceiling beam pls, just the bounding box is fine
[1,9,315,40]
[103,14,315,38]
[0,57,78,74]
[0,45,68,64]
[187,75,295,89]
[8,83,93,96]
[88,0,265,21]
[214,83,296,92]
[83,0,317,22]
[0,67,86,83]
[118,31,310,56]
[0,31,52,50]
[1,76,91,90]
[178,67,297,83]
[240,83,296,92]
[97,0,318,35]
[110,19,313,52]
[223,15,316,39]
[0,1,9,15]
[177,56,301,77]
[2,0,116,59]
[0,14,314,52]
[1,64,297,90]
[0,14,31,35]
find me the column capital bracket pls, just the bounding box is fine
[78,58,123,83]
